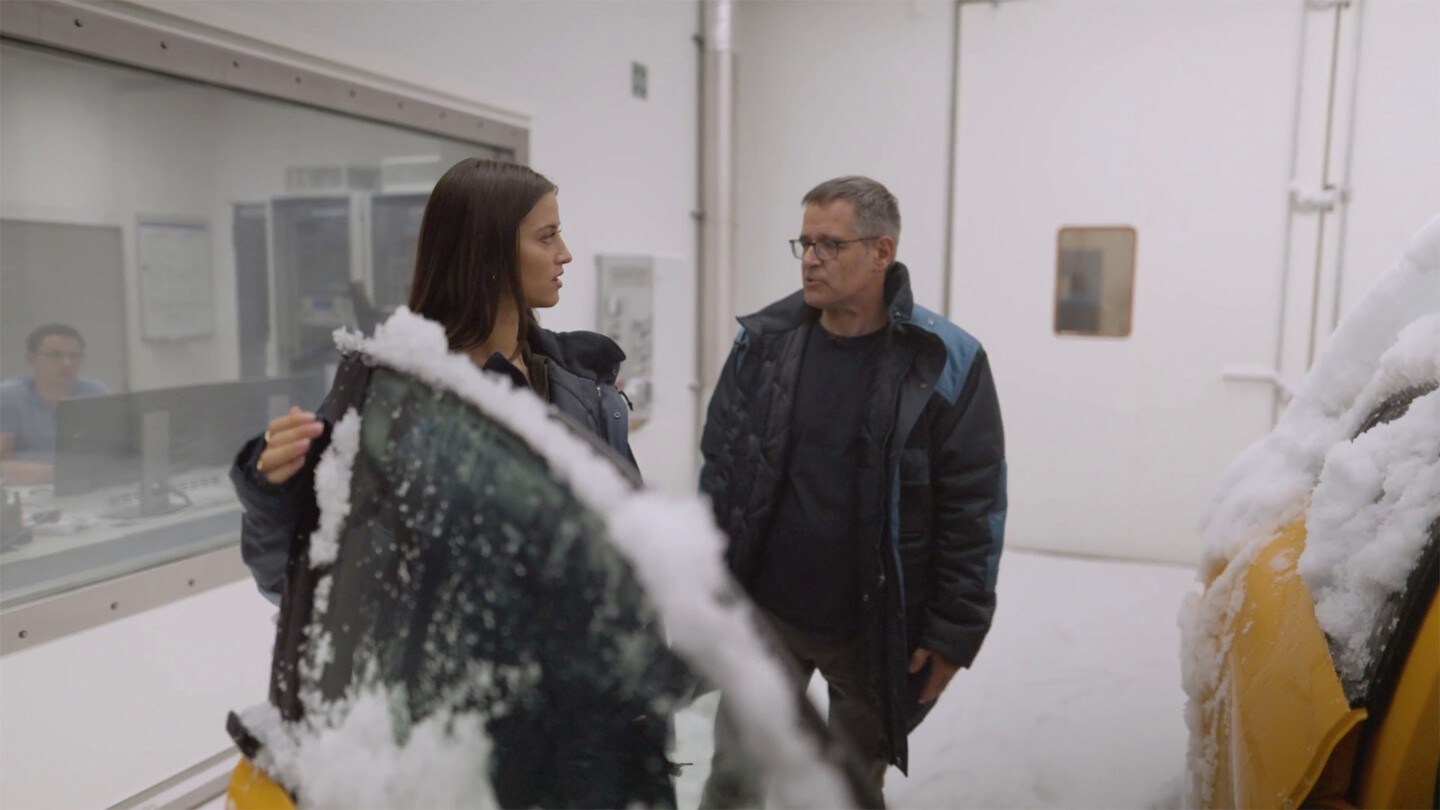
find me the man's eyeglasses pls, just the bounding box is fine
[789,237,875,261]
[36,350,84,364]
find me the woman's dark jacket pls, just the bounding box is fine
[230,325,635,602]
[698,262,1007,773]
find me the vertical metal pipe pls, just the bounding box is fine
[941,0,962,319]
[695,0,736,458]
[1329,0,1364,335]
[1269,3,1311,424]
[1304,4,1346,370]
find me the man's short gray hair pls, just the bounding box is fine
[802,176,901,246]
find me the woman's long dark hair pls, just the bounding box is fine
[408,158,557,352]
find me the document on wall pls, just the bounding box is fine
[596,255,655,426]
[136,216,215,341]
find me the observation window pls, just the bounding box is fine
[1054,226,1136,338]
[0,38,517,609]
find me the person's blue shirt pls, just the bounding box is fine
[0,373,109,463]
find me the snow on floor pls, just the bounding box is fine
[200,549,1195,809]
[673,548,1197,809]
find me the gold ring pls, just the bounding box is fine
[256,456,266,473]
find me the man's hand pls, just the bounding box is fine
[909,647,960,704]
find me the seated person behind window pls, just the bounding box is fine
[0,324,109,484]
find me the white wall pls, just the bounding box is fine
[945,0,1439,564]
[949,1,1310,564]
[732,0,956,317]
[0,578,275,810]
[1333,0,1440,319]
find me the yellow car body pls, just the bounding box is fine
[1198,215,1440,809]
[225,755,293,810]
[1203,518,1438,809]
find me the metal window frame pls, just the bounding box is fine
[0,0,529,162]
[0,544,248,655]
[0,0,528,650]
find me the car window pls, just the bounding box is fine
[232,312,877,809]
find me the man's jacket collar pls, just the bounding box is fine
[738,262,916,335]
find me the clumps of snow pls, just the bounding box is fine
[302,409,361,701]
[307,409,362,567]
[1199,215,1440,573]
[240,690,498,809]
[1267,548,1296,575]
[1182,214,1440,806]
[336,313,634,514]
[311,577,334,625]
[289,309,853,807]
[1177,540,1257,808]
[1299,318,1440,681]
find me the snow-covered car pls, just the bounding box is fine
[1183,216,1440,809]
[222,311,882,809]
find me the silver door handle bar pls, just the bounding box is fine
[1221,365,1296,403]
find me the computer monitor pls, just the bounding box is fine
[54,372,328,499]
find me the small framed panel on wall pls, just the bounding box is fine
[1053,225,1137,338]
[136,215,214,342]
[596,255,654,426]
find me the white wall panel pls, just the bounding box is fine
[951,1,1302,564]
[0,580,274,809]
[733,0,956,318]
[1333,0,1440,322]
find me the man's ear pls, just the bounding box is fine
[873,234,896,269]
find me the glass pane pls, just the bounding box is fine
[0,41,507,606]
[1054,226,1137,338]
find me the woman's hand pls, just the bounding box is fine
[255,406,324,485]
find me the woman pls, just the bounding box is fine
[228,158,678,807]
[232,158,637,603]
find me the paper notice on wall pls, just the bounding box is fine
[596,255,655,426]
[136,216,215,342]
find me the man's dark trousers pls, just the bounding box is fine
[699,610,889,809]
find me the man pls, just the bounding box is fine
[698,176,1006,806]
[0,324,109,484]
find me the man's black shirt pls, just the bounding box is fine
[751,323,886,634]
